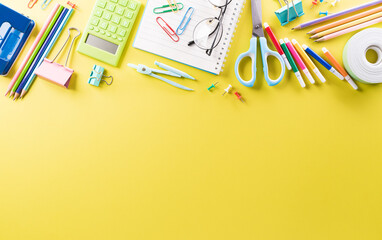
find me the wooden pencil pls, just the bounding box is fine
[315,16,382,42]
[292,0,382,30]
[310,11,382,39]
[308,5,382,35]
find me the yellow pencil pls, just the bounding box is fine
[291,39,326,83]
[311,11,382,39]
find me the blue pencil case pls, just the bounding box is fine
[0,3,35,76]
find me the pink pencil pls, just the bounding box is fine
[284,38,315,84]
[5,4,60,96]
[315,16,382,42]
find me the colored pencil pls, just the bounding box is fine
[322,48,358,90]
[311,11,382,39]
[292,0,382,30]
[9,6,64,98]
[21,8,74,99]
[292,39,326,83]
[14,8,69,100]
[302,44,344,81]
[284,38,315,84]
[5,4,60,97]
[308,5,382,35]
[315,16,382,42]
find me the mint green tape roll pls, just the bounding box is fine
[343,28,382,84]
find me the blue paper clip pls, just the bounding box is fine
[176,7,194,35]
[41,0,52,9]
[88,65,113,87]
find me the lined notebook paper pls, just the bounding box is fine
[133,0,245,75]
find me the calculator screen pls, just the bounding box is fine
[85,34,118,55]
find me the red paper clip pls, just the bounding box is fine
[156,17,179,42]
[28,0,38,8]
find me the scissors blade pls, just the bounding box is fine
[251,0,264,38]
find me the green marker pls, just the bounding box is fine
[279,39,305,88]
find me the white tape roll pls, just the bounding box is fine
[343,28,382,84]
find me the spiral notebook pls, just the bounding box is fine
[133,0,245,75]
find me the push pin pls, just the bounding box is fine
[234,91,244,103]
[88,65,113,87]
[67,1,77,9]
[311,0,318,8]
[330,0,340,6]
[207,82,219,91]
[319,11,329,16]
[222,84,232,96]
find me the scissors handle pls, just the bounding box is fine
[235,37,257,87]
[259,37,285,86]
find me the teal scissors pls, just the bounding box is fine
[235,0,285,87]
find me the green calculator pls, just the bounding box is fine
[77,0,141,66]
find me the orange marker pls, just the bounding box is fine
[322,48,358,90]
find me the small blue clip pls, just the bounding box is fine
[88,65,113,87]
[41,0,52,9]
[176,7,194,35]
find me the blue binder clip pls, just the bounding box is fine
[0,3,35,76]
[88,65,113,87]
[275,0,304,26]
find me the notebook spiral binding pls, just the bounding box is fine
[217,0,246,73]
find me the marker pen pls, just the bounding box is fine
[279,39,305,87]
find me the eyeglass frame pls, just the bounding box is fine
[188,0,233,56]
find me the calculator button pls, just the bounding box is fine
[100,30,105,34]
[97,0,107,8]
[106,3,116,11]
[108,25,117,33]
[112,35,117,39]
[103,12,112,20]
[118,29,127,37]
[120,19,130,28]
[99,21,108,29]
[115,6,124,15]
[125,11,133,19]
[118,0,128,7]
[89,26,94,30]
[117,37,123,42]
[91,18,100,26]
[94,8,103,17]
[106,33,111,37]
[128,2,137,10]
[111,15,121,24]
[110,0,118,2]
[94,27,100,32]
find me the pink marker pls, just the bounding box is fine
[284,38,315,84]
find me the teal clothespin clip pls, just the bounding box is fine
[275,0,304,26]
[41,0,52,9]
[176,7,194,35]
[88,65,113,87]
[153,3,184,14]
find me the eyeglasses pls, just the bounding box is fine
[188,0,232,56]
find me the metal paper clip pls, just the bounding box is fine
[167,0,179,12]
[88,65,113,87]
[41,0,52,9]
[153,3,184,14]
[28,0,38,8]
[156,17,179,42]
[176,7,194,35]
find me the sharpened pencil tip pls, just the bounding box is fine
[291,28,295,30]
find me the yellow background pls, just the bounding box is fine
[1,0,382,239]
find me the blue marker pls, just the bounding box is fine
[302,44,344,80]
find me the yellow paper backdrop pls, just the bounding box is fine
[1,0,382,239]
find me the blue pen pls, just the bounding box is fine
[302,44,344,80]
[155,61,195,80]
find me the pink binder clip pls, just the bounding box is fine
[35,27,81,88]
